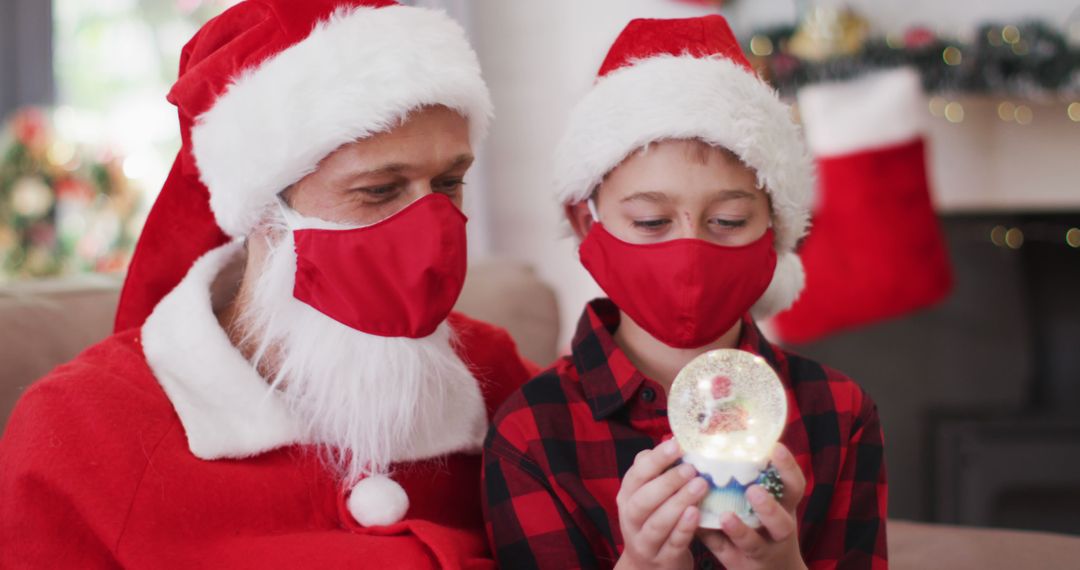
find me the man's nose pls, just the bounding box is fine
[403,181,435,200]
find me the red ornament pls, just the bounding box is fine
[904,27,936,49]
[11,108,47,149]
[55,178,95,203]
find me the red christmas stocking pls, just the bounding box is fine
[773,68,953,344]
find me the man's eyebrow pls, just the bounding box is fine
[344,153,475,181]
[352,163,410,178]
[445,154,475,169]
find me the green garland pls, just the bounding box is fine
[745,20,1080,98]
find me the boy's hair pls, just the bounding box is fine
[593,139,751,195]
[679,139,742,166]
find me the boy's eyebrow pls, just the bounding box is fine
[620,191,671,204]
[708,189,756,202]
[620,189,756,204]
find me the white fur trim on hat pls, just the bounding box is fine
[192,5,493,238]
[556,55,815,317]
[797,67,926,157]
[347,475,410,527]
[751,251,805,319]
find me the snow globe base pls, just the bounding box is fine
[685,453,778,529]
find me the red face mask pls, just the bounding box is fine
[579,222,777,349]
[290,193,467,338]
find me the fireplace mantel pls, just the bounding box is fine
[925,96,1080,213]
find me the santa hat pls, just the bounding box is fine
[114,0,493,332]
[554,15,815,318]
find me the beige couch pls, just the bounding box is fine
[2,261,1078,569]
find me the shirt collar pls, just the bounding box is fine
[572,298,781,420]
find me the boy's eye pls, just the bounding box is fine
[632,218,671,231]
[710,218,748,229]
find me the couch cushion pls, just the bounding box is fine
[0,276,122,431]
[456,259,559,367]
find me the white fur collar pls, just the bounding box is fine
[140,241,488,463]
[142,241,305,460]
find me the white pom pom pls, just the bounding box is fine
[751,252,806,319]
[346,475,409,527]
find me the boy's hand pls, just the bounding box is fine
[614,439,709,570]
[698,444,808,570]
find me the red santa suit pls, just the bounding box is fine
[0,1,534,567]
[1,243,533,568]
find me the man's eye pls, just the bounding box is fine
[364,185,398,196]
[632,219,670,230]
[435,178,466,193]
[354,185,400,203]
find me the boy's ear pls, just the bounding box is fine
[565,202,594,241]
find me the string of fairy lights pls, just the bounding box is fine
[988,224,1080,251]
[743,11,1080,126]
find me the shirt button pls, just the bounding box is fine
[640,387,656,403]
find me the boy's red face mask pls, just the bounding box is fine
[291,193,467,338]
[579,222,777,349]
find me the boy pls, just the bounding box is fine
[483,15,886,570]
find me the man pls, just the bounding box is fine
[0,1,534,567]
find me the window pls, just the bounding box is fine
[0,0,235,279]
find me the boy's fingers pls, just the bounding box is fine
[657,506,700,559]
[619,440,681,500]
[746,485,796,542]
[623,462,698,528]
[721,513,768,559]
[636,476,708,553]
[697,529,733,559]
[771,444,806,511]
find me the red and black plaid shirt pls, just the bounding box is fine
[483,299,887,569]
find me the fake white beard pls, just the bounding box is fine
[237,219,485,484]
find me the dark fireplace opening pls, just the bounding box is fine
[928,212,1080,535]
[791,211,1080,534]
[993,486,1080,534]
[929,412,1080,534]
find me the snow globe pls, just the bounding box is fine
[668,349,787,528]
